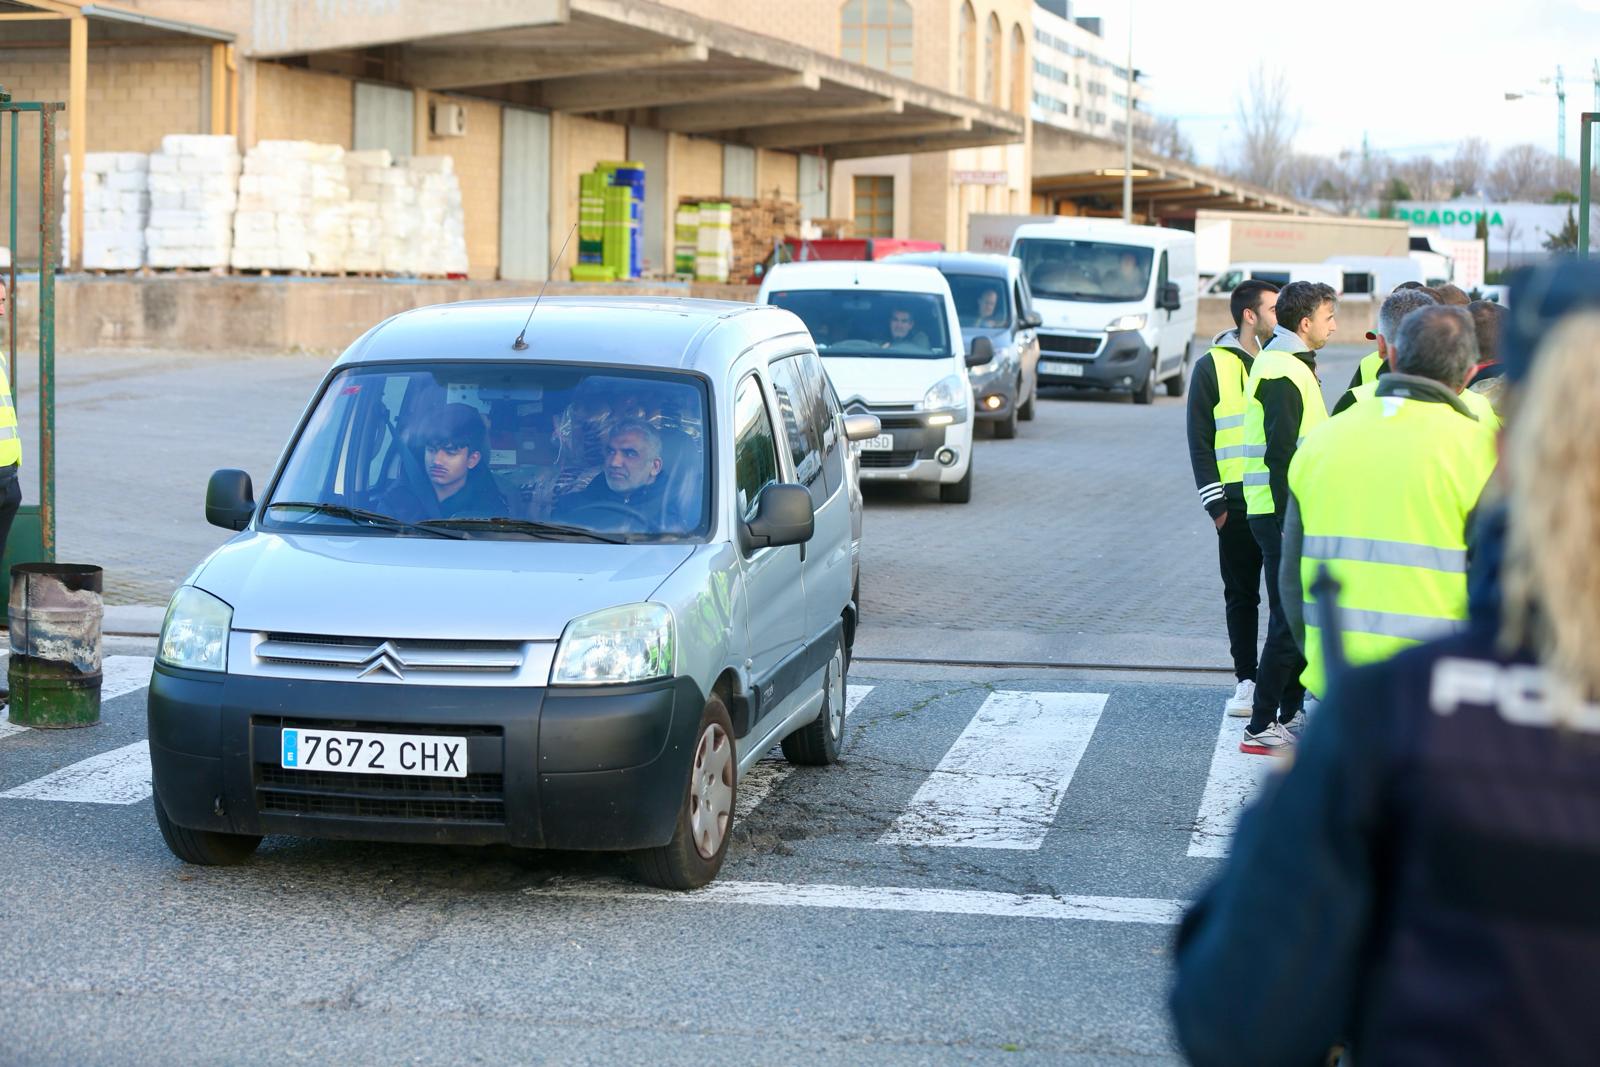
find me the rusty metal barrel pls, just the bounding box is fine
[8,563,104,728]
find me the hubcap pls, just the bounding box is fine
[827,648,846,741]
[688,721,734,860]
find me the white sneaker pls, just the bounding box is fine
[1240,721,1296,756]
[1281,709,1306,736]
[1225,679,1256,717]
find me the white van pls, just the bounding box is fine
[758,261,980,503]
[1324,254,1423,297]
[1010,220,1198,404]
[1204,262,1345,296]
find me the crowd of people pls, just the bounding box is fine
[1175,258,1600,1063]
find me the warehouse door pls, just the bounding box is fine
[723,144,756,199]
[799,153,828,221]
[627,126,667,274]
[500,108,552,281]
[353,83,415,160]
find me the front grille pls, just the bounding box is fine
[874,416,923,430]
[261,715,504,738]
[255,766,506,823]
[860,450,918,469]
[253,633,526,677]
[1039,334,1100,354]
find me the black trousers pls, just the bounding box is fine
[0,471,19,570]
[1248,514,1304,733]
[1216,506,1262,682]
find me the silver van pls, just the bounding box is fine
[148,297,880,889]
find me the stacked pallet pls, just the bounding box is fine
[145,135,240,269]
[408,155,470,277]
[340,149,392,273]
[231,140,350,272]
[676,195,800,282]
[62,152,149,270]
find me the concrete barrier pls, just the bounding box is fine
[10,274,762,353]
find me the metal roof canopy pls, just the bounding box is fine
[1032,124,1316,220]
[249,0,1024,160]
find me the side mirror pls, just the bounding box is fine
[206,468,255,531]
[741,484,814,552]
[1158,282,1181,312]
[965,336,995,367]
[1020,310,1043,329]
[842,412,882,442]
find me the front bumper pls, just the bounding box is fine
[851,404,970,483]
[968,369,1018,421]
[1036,330,1153,390]
[148,665,705,851]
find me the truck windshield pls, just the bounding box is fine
[1014,238,1153,303]
[265,363,710,542]
[767,289,952,358]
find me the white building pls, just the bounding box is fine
[1030,1,1151,142]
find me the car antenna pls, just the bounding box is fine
[513,222,578,351]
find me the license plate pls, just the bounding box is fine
[280,727,467,778]
[1042,360,1084,377]
[859,433,894,451]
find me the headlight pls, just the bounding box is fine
[157,585,232,673]
[1106,313,1147,332]
[920,374,965,412]
[551,603,675,686]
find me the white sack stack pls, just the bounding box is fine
[232,140,350,272]
[63,152,149,269]
[145,134,239,269]
[341,149,392,273]
[406,155,470,277]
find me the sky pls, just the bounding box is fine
[1081,0,1600,173]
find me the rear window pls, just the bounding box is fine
[766,289,951,358]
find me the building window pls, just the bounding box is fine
[984,13,1001,106]
[853,175,894,238]
[1010,23,1027,114]
[840,0,914,79]
[958,1,976,97]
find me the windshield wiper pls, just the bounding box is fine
[415,517,629,544]
[265,501,465,538]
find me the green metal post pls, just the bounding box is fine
[1581,112,1595,259]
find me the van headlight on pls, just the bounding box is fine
[1106,313,1147,332]
[157,586,232,673]
[551,603,675,686]
[920,374,965,412]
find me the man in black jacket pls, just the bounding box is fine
[1187,279,1278,715]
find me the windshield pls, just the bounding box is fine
[944,273,1012,329]
[767,289,952,358]
[1014,238,1153,303]
[266,362,709,542]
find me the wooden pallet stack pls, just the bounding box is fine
[676,195,800,282]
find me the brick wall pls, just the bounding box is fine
[252,63,353,147]
[418,93,502,279]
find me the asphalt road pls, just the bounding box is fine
[0,340,1368,1064]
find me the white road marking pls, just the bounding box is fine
[880,690,1109,850]
[1,740,152,804]
[544,879,1186,926]
[736,686,878,820]
[844,683,875,718]
[0,656,152,745]
[1188,708,1277,858]
[0,708,27,741]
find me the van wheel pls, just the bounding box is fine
[1133,364,1156,405]
[939,460,974,503]
[782,632,849,767]
[1165,352,1188,397]
[153,794,262,866]
[631,696,736,890]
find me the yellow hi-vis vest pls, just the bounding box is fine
[1242,350,1325,516]
[1209,346,1250,486]
[1356,350,1384,386]
[1290,392,1497,697]
[0,359,19,468]
[1342,379,1502,431]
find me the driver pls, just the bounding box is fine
[973,285,1006,328]
[882,304,930,350]
[552,420,669,529]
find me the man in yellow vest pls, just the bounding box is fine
[1186,279,1279,716]
[1342,282,1438,395]
[1331,287,1439,415]
[0,282,20,659]
[1239,280,1335,754]
[1283,304,1497,700]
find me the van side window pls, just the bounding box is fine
[796,349,842,498]
[733,373,781,523]
[768,357,825,503]
[1157,251,1169,293]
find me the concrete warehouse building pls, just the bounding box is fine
[0,0,1032,278]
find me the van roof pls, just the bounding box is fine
[762,260,953,295]
[1010,220,1196,249]
[884,251,1017,277]
[337,296,807,373]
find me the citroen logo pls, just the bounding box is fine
[355,641,407,680]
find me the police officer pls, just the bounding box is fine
[1170,259,1600,1066]
[1186,279,1278,716]
[1238,280,1334,754]
[1282,304,1498,700]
